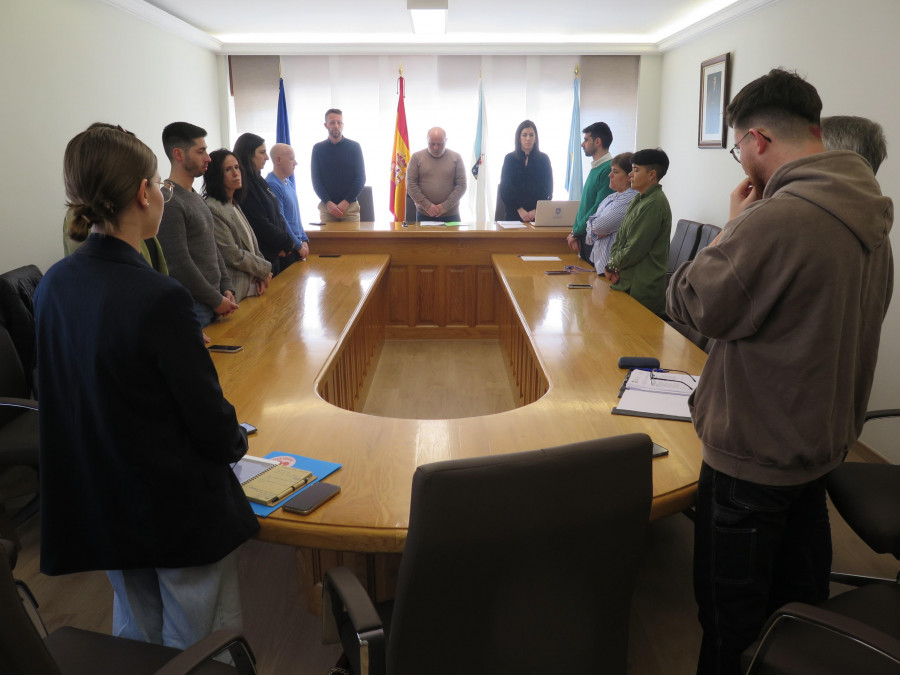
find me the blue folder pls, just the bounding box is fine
[249,452,342,517]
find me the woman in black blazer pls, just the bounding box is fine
[498,120,553,223]
[34,124,258,648]
[233,133,300,276]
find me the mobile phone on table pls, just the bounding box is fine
[319,254,341,258]
[282,483,341,515]
[652,443,669,458]
[208,344,243,353]
[567,283,592,289]
[239,423,257,435]
[544,270,569,275]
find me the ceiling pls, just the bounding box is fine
[112,0,777,54]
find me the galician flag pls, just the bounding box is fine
[565,73,583,201]
[390,75,411,222]
[470,78,490,224]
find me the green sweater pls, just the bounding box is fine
[607,184,671,315]
[572,159,613,236]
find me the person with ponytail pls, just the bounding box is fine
[34,124,258,649]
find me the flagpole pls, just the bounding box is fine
[391,65,411,223]
[565,64,583,201]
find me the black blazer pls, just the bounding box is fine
[498,151,553,221]
[240,173,296,275]
[34,234,259,575]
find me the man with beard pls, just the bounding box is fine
[407,127,467,223]
[567,121,615,261]
[310,108,366,222]
[667,69,894,675]
[157,122,238,327]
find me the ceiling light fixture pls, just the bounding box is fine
[408,0,447,35]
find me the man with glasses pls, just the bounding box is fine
[668,69,894,674]
[157,122,238,328]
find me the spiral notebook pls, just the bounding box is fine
[233,455,315,506]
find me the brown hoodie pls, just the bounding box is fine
[667,150,893,486]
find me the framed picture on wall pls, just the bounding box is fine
[698,53,731,148]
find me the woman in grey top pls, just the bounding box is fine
[203,148,272,302]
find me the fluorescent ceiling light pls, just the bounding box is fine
[410,9,446,34]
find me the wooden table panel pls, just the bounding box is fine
[205,249,708,553]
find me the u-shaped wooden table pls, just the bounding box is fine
[206,226,707,608]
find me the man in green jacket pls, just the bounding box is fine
[605,148,671,315]
[567,121,614,261]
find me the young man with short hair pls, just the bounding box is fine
[567,121,614,260]
[605,148,671,316]
[667,69,893,675]
[310,109,366,222]
[157,122,237,327]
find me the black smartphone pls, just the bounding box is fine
[283,483,341,515]
[652,443,669,458]
[319,254,341,258]
[208,344,243,353]
[544,270,569,275]
[567,283,592,289]
[239,422,257,435]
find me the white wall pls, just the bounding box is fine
[657,0,900,460]
[0,0,222,274]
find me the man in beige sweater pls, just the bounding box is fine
[407,127,467,222]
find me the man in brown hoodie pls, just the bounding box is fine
[668,69,894,675]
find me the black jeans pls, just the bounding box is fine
[693,462,832,675]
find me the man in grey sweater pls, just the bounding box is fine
[157,122,237,327]
[407,127,467,222]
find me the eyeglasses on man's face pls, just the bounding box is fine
[730,129,772,163]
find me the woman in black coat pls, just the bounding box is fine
[233,133,300,276]
[498,120,553,222]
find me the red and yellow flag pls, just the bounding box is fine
[390,76,411,222]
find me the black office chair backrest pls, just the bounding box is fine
[387,433,653,674]
[0,539,63,675]
[358,186,376,222]
[0,323,29,427]
[405,194,416,224]
[0,265,42,398]
[494,193,506,222]
[695,223,722,255]
[668,220,702,283]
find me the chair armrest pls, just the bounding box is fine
[746,601,900,673]
[0,397,38,412]
[865,409,900,422]
[153,629,257,675]
[323,566,385,675]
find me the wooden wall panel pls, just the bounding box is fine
[414,266,440,326]
[446,265,475,326]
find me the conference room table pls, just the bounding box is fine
[205,221,708,608]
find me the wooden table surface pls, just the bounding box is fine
[205,252,707,554]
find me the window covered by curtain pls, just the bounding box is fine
[230,54,638,224]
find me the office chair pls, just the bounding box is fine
[0,322,39,543]
[0,264,42,398]
[742,409,900,674]
[494,193,505,222]
[357,186,376,222]
[0,539,258,675]
[404,194,416,224]
[323,433,653,675]
[695,223,722,255]
[667,219,703,284]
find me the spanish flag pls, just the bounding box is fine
[390,75,411,222]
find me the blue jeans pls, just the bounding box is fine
[693,462,831,675]
[193,299,217,329]
[106,549,242,649]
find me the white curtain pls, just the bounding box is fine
[230,54,639,225]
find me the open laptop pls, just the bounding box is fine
[533,200,580,227]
